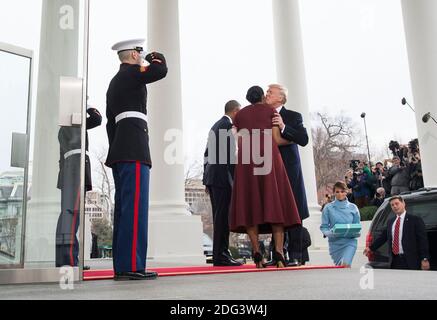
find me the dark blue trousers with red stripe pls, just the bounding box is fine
[56,155,81,268]
[112,161,150,273]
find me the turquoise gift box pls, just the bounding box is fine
[331,224,362,237]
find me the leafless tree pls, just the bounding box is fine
[312,112,364,202]
[185,159,213,237]
[0,217,18,257]
[185,159,203,183]
[92,147,114,225]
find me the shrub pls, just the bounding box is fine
[229,246,240,259]
[360,206,378,221]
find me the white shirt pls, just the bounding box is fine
[392,211,406,254]
[275,106,285,134]
[224,115,233,125]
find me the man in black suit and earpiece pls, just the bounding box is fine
[364,195,430,270]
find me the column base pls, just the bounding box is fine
[25,199,60,267]
[148,209,205,264]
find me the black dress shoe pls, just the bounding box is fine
[114,271,149,281]
[138,271,159,280]
[213,259,243,267]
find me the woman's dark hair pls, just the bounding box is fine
[246,86,264,104]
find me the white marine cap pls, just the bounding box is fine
[111,39,145,53]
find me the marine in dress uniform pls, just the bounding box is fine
[106,39,168,281]
[56,107,102,267]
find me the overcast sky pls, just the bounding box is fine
[0,0,417,177]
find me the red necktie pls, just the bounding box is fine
[392,217,401,255]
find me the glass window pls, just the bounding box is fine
[0,0,88,271]
[407,199,437,227]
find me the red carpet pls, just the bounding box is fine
[83,264,344,281]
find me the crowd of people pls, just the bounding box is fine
[340,140,424,209]
[317,138,431,269]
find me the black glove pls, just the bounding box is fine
[146,52,166,65]
[87,107,100,116]
[145,53,155,64]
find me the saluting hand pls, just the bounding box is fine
[146,52,166,65]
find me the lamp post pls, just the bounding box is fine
[401,97,415,112]
[361,112,372,165]
[422,112,437,125]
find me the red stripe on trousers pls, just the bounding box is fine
[132,161,141,271]
[70,188,81,266]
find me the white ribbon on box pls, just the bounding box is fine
[332,224,361,238]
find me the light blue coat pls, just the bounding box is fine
[320,199,361,266]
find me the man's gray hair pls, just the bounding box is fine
[268,84,288,104]
[118,50,133,62]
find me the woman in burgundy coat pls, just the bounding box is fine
[229,87,301,268]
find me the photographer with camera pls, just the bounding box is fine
[386,139,423,195]
[387,156,410,195]
[347,160,372,208]
[372,162,385,188]
[409,153,424,191]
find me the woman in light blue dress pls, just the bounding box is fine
[320,181,361,267]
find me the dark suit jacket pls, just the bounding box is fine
[370,213,430,270]
[278,107,310,220]
[203,116,235,189]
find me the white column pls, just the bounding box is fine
[272,0,325,248]
[147,0,204,263]
[26,0,82,266]
[401,0,437,187]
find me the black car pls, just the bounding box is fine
[366,188,437,270]
[238,247,252,259]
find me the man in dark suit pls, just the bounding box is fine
[266,84,310,267]
[203,100,242,266]
[364,196,430,270]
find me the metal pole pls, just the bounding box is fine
[363,117,372,165]
[78,0,90,282]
